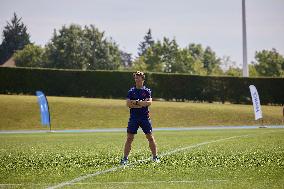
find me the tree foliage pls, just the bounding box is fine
[203,47,222,75]
[138,29,154,56]
[0,13,31,64]
[253,48,284,77]
[120,50,132,68]
[2,14,283,77]
[13,44,45,67]
[44,24,122,70]
[135,31,221,75]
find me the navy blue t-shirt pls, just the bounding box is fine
[127,86,151,118]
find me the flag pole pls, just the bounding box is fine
[242,0,249,77]
[258,118,266,128]
[46,97,51,132]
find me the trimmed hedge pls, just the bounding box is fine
[0,67,133,99]
[0,67,283,105]
[149,73,284,105]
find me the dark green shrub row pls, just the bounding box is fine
[0,67,133,98]
[0,67,283,105]
[148,73,284,105]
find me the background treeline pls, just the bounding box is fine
[1,13,284,77]
[1,67,283,105]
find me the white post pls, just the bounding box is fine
[242,0,249,77]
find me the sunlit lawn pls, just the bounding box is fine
[0,95,283,130]
[0,129,283,188]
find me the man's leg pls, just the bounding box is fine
[123,133,135,159]
[145,133,157,157]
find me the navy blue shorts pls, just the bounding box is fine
[127,117,152,134]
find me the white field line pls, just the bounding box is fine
[72,180,228,184]
[160,135,251,157]
[0,183,50,187]
[1,126,284,134]
[46,134,252,189]
[0,180,228,187]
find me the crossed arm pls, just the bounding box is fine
[126,98,152,108]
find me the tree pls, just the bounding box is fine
[138,29,154,56]
[143,40,164,72]
[120,50,132,68]
[225,67,242,76]
[186,43,223,75]
[161,37,179,73]
[135,34,224,75]
[253,48,284,77]
[136,40,210,74]
[186,43,206,74]
[84,25,122,70]
[221,56,241,76]
[142,37,185,73]
[45,24,122,70]
[203,47,222,75]
[13,44,45,67]
[220,56,237,72]
[131,56,147,71]
[249,64,258,77]
[178,48,206,75]
[187,43,204,60]
[0,13,31,64]
[44,25,88,69]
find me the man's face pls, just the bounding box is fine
[134,74,144,85]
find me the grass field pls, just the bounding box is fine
[1,95,283,188]
[0,95,283,130]
[0,129,283,189]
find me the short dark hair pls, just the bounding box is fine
[133,71,145,80]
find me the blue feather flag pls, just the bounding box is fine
[36,91,50,127]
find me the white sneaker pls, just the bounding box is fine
[120,158,128,165]
[152,156,160,163]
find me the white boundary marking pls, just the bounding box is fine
[46,134,252,189]
[0,183,47,186]
[1,126,284,134]
[73,180,228,184]
[0,180,228,187]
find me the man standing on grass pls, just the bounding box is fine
[120,71,159,165]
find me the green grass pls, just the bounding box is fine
[0,95,283,130]
[0,129,283,188]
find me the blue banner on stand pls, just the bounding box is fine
[36,91,50,126]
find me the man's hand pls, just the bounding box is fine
[126,99,142,108]
[136,98,152,107]
[126,99,152,108]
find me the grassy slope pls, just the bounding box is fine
[0,95,283,130]
[0,129,283,188]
